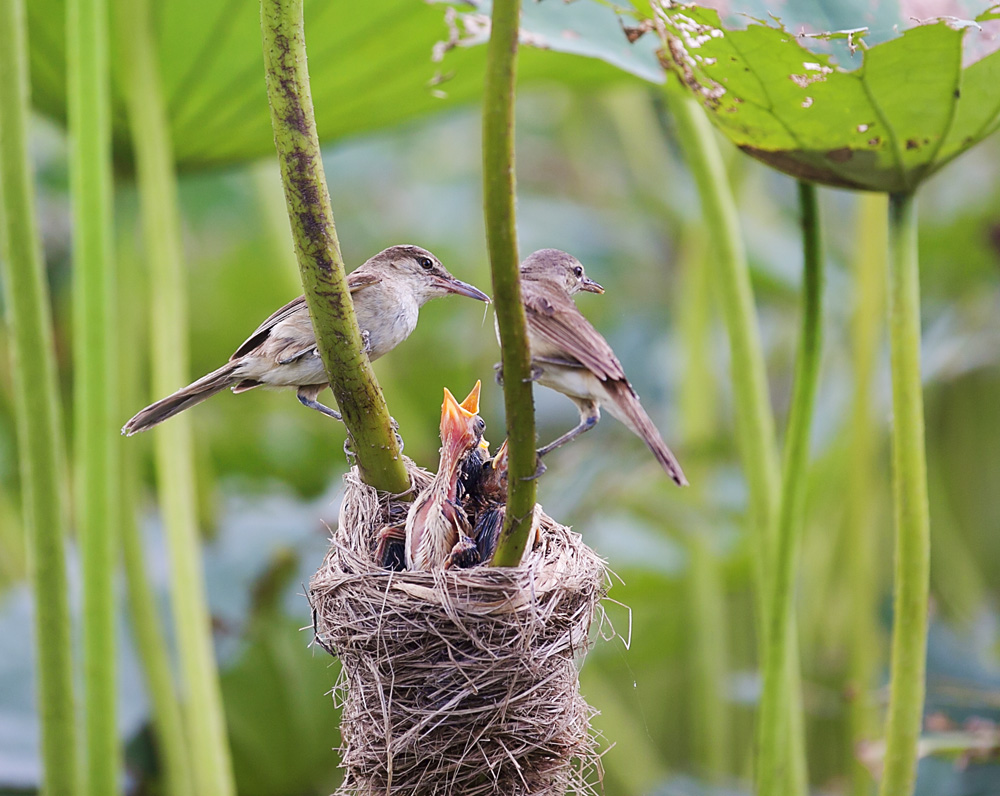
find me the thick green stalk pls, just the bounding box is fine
[120,471,195,796]
[662,88,780,559]
[846,192,886,796]
[483,0,537,567]
[0,491,27,586]
[756,182,824,795]
[663,88,806,793]
[115,0,236,793]
[879,191,930,796]
[67,0,119,790]
[118,232,194,796]
[0,0,78,793]
[259,0,408,494]
[675,226,729,778]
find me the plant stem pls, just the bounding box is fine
[120,477,196,796]
[115,0,236,792]
[259,0,408,495]
[662,87,780,563]
[67,0,119,789]
[675,225,729,779]
[118,229,195,796]
[879,191,930,796]
[846,192,886,796]
[0,0,78,793]
[756,181,824,796]
[663,88,807,793]
[483,0,537,568]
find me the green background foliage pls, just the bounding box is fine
[1,0,999,794]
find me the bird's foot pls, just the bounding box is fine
[344,436,358,468]
[523,456,547,481]
[494,361,542,384]
[298,392,342,421]
[522,364,543,383]
[360,330,372,354]
[385,416,404,452]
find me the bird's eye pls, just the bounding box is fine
[573,266,584,278]
[475,417,486,432]
[419,257,434,270]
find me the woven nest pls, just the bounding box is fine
[309,460,610,796]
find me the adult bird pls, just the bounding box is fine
[122,245,490,435]
[518,248,687,486]
[404,382,486,571]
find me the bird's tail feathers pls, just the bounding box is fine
[603,382,688,486]
[122,361,240,435]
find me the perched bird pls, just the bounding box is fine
[404,382,487,571]
[122,245,490,435]
[518,248,688,486]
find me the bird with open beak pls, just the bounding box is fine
[122,245,491,435]
[404,381,487,571]
[517,248,688,486]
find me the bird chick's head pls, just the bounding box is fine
[520,248,604,295]
[440,381,487,464]
[483,438,509,496]
[490,438,508,474]
[375,245,491,305]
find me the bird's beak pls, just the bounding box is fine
[459,380,481,414]
[492,439,509,470]
[437,276,492,303]
[581,278,604,294]
[441,386,477,457]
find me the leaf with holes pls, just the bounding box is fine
[644,4,1000,192]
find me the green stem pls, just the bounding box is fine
[663,88,806,792]
[67,0,119,789]
[846,192,886,796]
[0,490,27,586]
[756,181,824,795]
[688,533,730,777]
[259,0,408,495]
[675,225,729,779]
[115,0,236,793]
[0,0,78,793]
[879,191,930,796]
[483,0,537,568]
[662,88,780,561]
[118,229,195,796]
[120,480,196,796]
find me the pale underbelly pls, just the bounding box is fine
[237,352,328,387]
[536,364,599,402]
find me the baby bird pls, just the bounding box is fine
[469,439,508,565]
[122,245,490,435]
[404,382,487,571]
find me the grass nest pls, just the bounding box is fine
[309,459,610,796]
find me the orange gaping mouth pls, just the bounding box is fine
[440,380,482,454]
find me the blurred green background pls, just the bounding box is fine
[2,27,1000,796]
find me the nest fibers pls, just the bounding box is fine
[310,460,611,796]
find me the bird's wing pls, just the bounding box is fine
[229,274,380,360]
[523,284,626,381]
[231,295,308,360]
